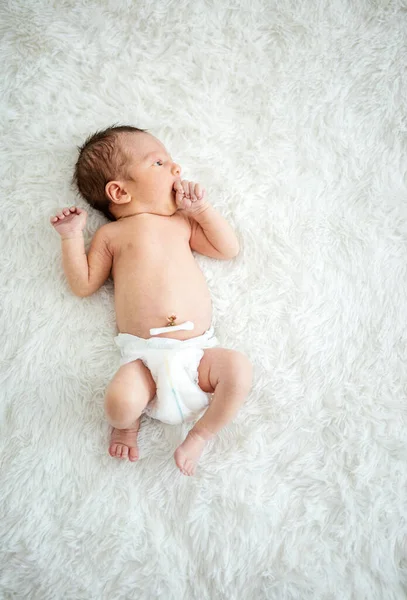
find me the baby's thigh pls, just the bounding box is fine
[105,360,156,425]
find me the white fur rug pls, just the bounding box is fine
[1,1,407,598]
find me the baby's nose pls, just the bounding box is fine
[171,162,181,176]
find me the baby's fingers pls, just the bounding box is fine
[188,181,197,201]
[173,180,184,194]
[182,197,192,210]
[173,181,184,206]
[50,206,77,224]
[193,183,202,200]
[181,180,192,198]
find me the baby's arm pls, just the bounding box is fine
[50,206,113,297]
[189,204,240,260]
[174,180,239,260]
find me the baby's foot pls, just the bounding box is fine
[109,424,140,462]
[174,429,212,476]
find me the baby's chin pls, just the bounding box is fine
[170,190,178,209]
[161,191,178,216]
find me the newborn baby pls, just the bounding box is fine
[50,125,253,475]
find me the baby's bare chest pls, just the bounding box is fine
[110,214,193,273]
[106,215,212,335]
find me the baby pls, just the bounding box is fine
[50,125,253,475]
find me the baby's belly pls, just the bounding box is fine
[113,261,213,340]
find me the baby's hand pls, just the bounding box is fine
[173,180,209,215]
[50,206,87,238]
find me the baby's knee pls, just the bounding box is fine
[226,351,253,389]
[104,390,142,429]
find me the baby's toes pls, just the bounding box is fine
[109,443,125,458]
[129,447,138,462]
[185,460,195,476]
[108,443,116,457]
[116,444,126,458]
[114,444,123,457]
[120,445,129,459]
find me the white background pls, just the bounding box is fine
[1,1,407,598]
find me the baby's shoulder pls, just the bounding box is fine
[91,220,121,254]
[93,220,116,240]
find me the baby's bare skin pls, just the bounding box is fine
[51,131,252,475]
[109,212,212,340]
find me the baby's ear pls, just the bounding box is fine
[105,181,131,204]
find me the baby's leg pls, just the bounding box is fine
[174,348,253,475]
[105,360,156,461]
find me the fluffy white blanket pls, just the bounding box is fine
[1,1,407,598]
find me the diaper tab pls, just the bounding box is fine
[149,321,194,336]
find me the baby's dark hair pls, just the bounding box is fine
[72,124,146,221]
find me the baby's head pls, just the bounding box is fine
[73,125,182,220]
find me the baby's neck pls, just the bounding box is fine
[112,200,177,220]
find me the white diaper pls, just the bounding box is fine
[114,327,219,424]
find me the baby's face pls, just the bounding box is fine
[122,132,182,213]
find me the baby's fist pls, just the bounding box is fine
[50,206,87,238]
[173,180,208,214]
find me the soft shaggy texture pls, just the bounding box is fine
[1,1,407,598]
